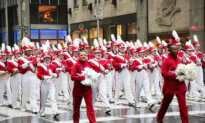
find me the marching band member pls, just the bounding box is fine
[0,43,12,107]
[113,36,135,107]
[82,38,94,59]
[157,41,189,123]
[53,44,69,103]
[71,50,96,123]
[184,41,203,100]
[37,45,59,119]
[7,44,22,108]
[133,40,155,108]
[148,42,162,101]
[66,38,81,105]
[193,35,204,86]
[102,48,115,103]
[129,43,138,98]
[5,46,13,107]
[18,37,38,113]
[89,39,111,114]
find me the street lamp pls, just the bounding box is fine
[94,0,103,40]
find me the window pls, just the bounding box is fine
[74,0,79,8]
[50,0,58,5]
[41,0,49,4]
[0,9,5,28]
[95,0,100,3]
[30,30,39,39]
[83,0,87,6]
[0,0,5,9]
[40,30,57,39]
[58,30,67,39]
[38,6,57,24]
[58,5,67,24]
[2,32,6,43]
[14,30,20,43]
[30,0,39,4]
[59,0,67,5]
[30,5,39,24]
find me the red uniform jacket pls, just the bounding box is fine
[71,60,92,96]
[113,53,130,72]
[131,57,147,72]
[52,59,65,73]
[18,56,37,74]
[88,53,95,60]
[0,61,7,71]
[37,63,59,80]
[161,54,187,94]
[65,57,77,74]
[89,59,107,73]
[7,59,20,74]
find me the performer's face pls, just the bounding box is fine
[7,55,13,60]
[43,57,51,64]
[73,51,79,57]
[79,51,87,62]
[1,55,7,61]
[158,47,163,53]
[25,50,32,57]
[32,49,38,56]
[195,46,200,51]
[119,47,125,53]
[112,45,118,52]
[151,50,156,56]
[58,54,64,60]
[169,46,179,58]
[68,46,72,52]
[176,44,181,50]
[186,50,192,56]
[139,51,145,58]
[133,52,138,57]
[104,53,108,59]
[94,52,102,59]
[84,47,90,53]
[15,53,22,59]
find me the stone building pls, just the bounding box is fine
[68,0,137,44]
[0,0,68,46]
[69,0,204,50]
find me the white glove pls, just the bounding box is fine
[56,68,63,71]
[52,73,58,78]
[121,64,127,68]
[99,65,105,71]
[138,65,144,69]
[104,70,109,74]
[13,68,19,73]
[144,64,148,69]
[44,75,52,80]
[22,63,29,69]
[0,71,6,74]
[149,62,153,68]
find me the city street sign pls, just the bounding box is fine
[19,26,28,31]
[94,8,103,18]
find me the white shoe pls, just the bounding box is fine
[21,108,26,112]
[40,113,45,117]
[136,103,141,108]
[105,108,111,115]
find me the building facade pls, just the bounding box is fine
[68,0,137,44]
[0,0,68,46]
[0,0,204,50]
[69,0,204,50]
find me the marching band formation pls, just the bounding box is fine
[0,30,204,122]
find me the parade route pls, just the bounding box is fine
[0,98,205,123]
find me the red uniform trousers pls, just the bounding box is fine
[73,91,96,123]
[157,93,189,123]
